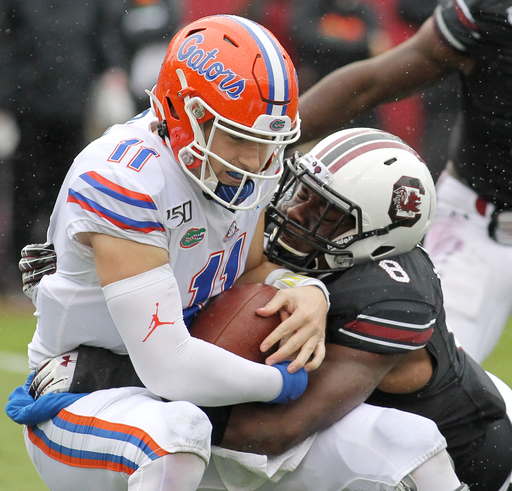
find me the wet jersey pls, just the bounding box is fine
[433,0,512,207]
[28,110,273,367]
[323,245,506,462]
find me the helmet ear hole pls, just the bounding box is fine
[370,245,395,259]
[166,98,180,121]
[223,35,238,47]
[186,28,206,37]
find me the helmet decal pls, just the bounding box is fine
[270,119,286,131]
[230,16,290,116]
[316,128,380,159]
[388,176,425,227]
[177,33,246,100]
[313,129,424,173]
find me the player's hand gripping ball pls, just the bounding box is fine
[190,283,280,363]
[192,283,308,404]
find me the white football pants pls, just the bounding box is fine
[423,172,512,363]
[200,402,448,491]
[25,388,446,491]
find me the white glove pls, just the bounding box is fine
[19,242,57,299]
[29,350,78,400]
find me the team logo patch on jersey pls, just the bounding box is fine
[388,176,424,227]
[177,33,246,100]
[180,227,206,248]
[167,200,192,228]
[224,221,239,242]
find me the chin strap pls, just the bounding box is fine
[157,120,169,140]
[268,230,319,269]
[214,180,255,206]
[204,180,256,208]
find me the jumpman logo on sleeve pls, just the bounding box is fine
[143,303,175,342]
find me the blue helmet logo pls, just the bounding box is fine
[177,34,246,100]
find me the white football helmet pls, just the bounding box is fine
[265,128,436,272]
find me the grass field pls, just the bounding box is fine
[0,296,46,491]
[2,296,512,490]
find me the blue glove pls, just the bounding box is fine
[266,361,308,404]
[5,373,87,426]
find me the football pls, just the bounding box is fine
[190,283,280,363]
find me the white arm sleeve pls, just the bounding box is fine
[103,264,283,406]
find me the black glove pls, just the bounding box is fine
[18,243,57,298]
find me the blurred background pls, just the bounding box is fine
[0,1,487,489]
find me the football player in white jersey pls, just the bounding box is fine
[5,15,334,491]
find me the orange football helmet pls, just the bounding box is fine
[148,15,300,210]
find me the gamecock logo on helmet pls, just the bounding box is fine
[388,176,424,227]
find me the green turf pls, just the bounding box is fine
[1,297,512,490]
[0,299,47,490]
[482,321,512,384]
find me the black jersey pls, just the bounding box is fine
[433,0,512,207]
[323,246,506,463]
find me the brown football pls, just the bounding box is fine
[190,283,280,363]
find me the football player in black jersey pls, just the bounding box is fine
[297,0,512,365]
[259,127,512,490]
[21,128,512,490]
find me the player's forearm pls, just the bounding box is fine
[104,264,287,406]
[298,60,384,144]
[298,17,456,145]
[298,55,430,145]
[220,375,365,455]
[220,344,391,455]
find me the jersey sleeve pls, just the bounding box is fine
[433,0,482,53]
[65,169,168,250]
[328,299,436,354]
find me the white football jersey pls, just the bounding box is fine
[28,110,274,367]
